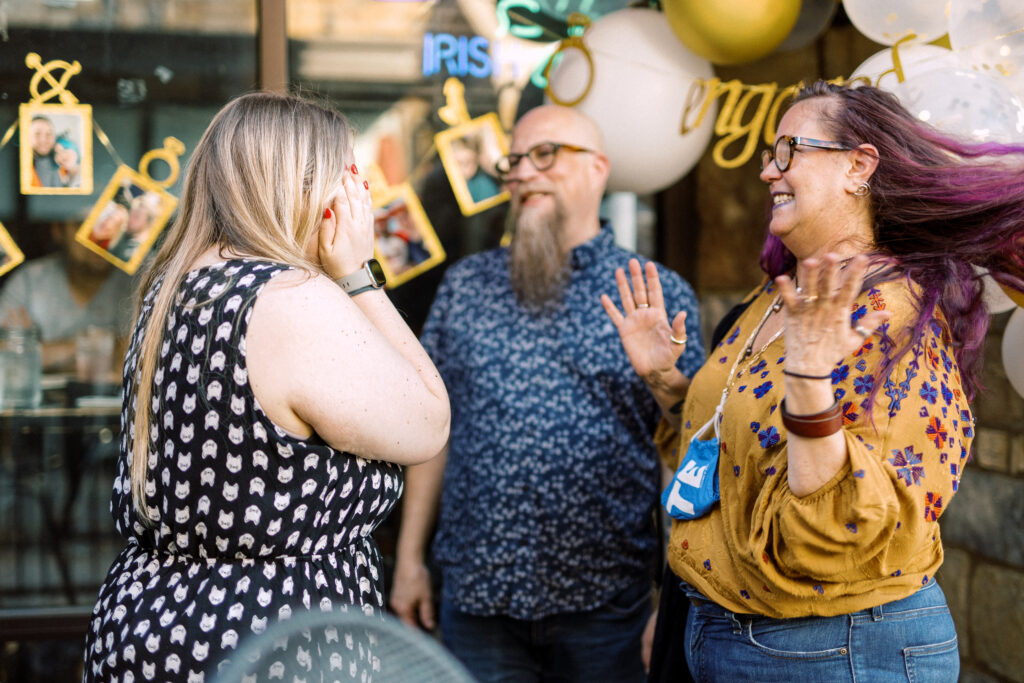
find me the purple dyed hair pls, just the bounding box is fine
[759,80,1024,401]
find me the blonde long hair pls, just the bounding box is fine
[128,92,353,520]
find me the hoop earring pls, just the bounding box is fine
[853,182,871,197]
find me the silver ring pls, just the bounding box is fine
[670,334,688,345]
[854,324,870,339]
[636,303,650,309]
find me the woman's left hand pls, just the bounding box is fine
[775,253,891,376]
[319,170,374,281]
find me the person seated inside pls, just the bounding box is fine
[0,219,135,375]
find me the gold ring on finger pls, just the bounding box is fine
[636,303,650,309]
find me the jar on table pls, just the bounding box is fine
[0,325,43,409]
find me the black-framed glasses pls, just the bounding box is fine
[495,141,594,179]
[760,135,852,172]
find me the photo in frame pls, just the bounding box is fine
[19,102,93,195]
[434,112,510,217]
[0,222,26,278]
[75,165,177,275]
[372,182,445,288]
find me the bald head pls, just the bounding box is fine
[512,105,605,156]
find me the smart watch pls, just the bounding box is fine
[335,259,386,296]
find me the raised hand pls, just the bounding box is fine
[601,258,689,387]
[318,169,374,281]
[775,253,891,377]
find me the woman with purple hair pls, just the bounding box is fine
[602,80,1024,681]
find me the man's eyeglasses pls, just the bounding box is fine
[495,141,594,179]
[760,135,852,173]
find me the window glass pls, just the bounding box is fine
[0,1,258,652]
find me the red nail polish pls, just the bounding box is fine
[363,181,369,190]
[323,208,332,219]
[351,164,358,174]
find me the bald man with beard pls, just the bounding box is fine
[391,106,704,682]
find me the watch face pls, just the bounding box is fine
[366,258,387,287]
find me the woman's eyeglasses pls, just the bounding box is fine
[761,136,852,173]
[495,141,594,179]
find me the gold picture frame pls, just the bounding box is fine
[0,222,26,278]
[19,102,93,195]
[372,181,446,288]
[434,112,510,217]
[75,165,177,275]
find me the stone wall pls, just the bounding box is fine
[658,20,1024,682]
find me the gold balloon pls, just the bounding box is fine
[1001,283,1024,309]
[662,0,802,66]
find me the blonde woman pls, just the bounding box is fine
[83,92,450,681]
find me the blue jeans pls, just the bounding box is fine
[440,581,651,682]
[682,579,959,682]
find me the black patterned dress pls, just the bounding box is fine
[83,259,403,681]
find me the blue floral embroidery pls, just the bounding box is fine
[733,465,741,477]
[765,466,777,475]
[753,382,773,399]
[759,427,780,448]
[855,359,867,372]
[853,469,865,478]
[940,382,953,406]
[919,382,937,404]
[750,359,767,374]
[889,446,925,487]
[703,559,712,571]
[831,364,850,384]
[749,421,761,433]
[854,375,874,395]
[845,523,857,533]
[850,304,867,322]
[725,326,741,345]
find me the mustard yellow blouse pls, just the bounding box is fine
[659,277,971,618]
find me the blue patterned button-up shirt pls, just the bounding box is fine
[420,225,703,619]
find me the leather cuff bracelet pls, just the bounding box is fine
[780,398,843,438]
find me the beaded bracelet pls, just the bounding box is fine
[780,398,843,438]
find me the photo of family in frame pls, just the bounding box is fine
[19,102,93,195]
[372,182,445,287]
[0,223,26,278]
[435,112,509,217]
[75,165,177,275]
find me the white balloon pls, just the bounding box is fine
[545,8,716,194]
[895,68,1024,143]
[976,267,1018,314]
[842,0,949,45]
[1001,307,1024,399]
[850,44,961,92]
[949,0,1024,102]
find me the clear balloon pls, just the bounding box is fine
[850,44,961,92]
[662,0,801,65]
[545,7,716,194]
[779,0,841,52]
[895,67,1024,143]
[948,0,1024,102]
[1001,307,1024,399]
[842,0,949,45]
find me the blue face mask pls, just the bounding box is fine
[662,415,720,520]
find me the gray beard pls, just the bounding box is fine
[508,202,569,311]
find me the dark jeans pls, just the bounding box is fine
[680,577,958,682]
[440,580,652,683]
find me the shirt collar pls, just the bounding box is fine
[569,222,614,270]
